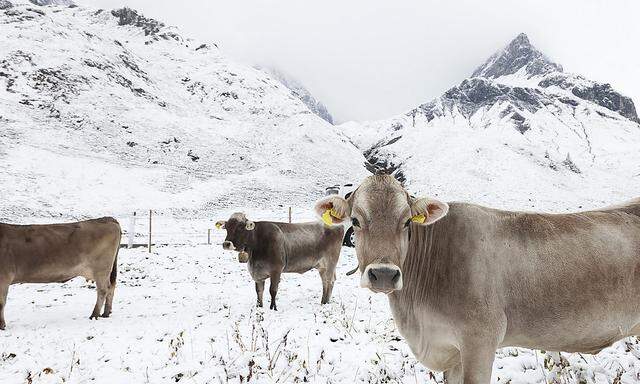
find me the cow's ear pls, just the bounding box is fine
[410,197,448,225]
[314,196,351,226]
[215,220,226,229]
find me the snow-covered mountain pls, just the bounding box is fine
[256,65,334,124]
[0,3,367,219]
[340,33,640,211]
[1,0,75,6]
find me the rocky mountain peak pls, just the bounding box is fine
[343,32,640,194]
[472,33,563,79]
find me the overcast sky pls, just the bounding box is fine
[81,0,640,123]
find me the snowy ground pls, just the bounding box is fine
[2,217,640,384]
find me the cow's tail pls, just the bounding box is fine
[110,222,121,286]
[110,247,119,286]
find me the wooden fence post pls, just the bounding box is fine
[288,207,292,223]
[148,209,152,253]
[128,211,136,249]
[207,228,211,245]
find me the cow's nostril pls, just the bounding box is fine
[368,269,378,282]
[392,270,401,284]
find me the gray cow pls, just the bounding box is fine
[0,217,121,329]
[315,174,640,384]
[217,213,343,310]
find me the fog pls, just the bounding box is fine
[80,0,640,123]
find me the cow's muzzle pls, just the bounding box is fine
[222,241,235,251]
[361,263,403,293]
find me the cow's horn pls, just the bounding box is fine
[346,265,359,276]
[245,220,255,230]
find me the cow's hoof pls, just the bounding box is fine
[257,303,263,308]
[101,312,111,318]
[89,314,100,320]
[0,323,5,331]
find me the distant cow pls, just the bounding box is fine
[315,174,640,384]
[217,213,343,310]
[0,217,121,329]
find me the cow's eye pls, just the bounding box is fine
[351,217,360,227]
[404,219,411,228]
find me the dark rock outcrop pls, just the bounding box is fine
[111,7,164,36]
[412,78,546,125]
[539,74,638,122]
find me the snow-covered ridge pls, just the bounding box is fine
[339,33,640,212]
[256,65,334,124]
[1,0,75,7]
[0,3,367,219]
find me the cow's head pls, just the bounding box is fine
[314,175,448,294]
[217,212,256,254]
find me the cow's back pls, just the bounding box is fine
[271,221,343,273]
[0,217,121,284]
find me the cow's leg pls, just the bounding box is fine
[102,251,118,318]
[443,362,462,384]
[458,339,496,384]
[0,282,9,330]
[101,280,116,318]
[318,266,336,304]
[255,280,265,307]
[90,277,109,320]
[318,268,329,304]
[269,272,281,311]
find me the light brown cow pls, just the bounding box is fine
[0,217,121,329]
[315,174,640,384]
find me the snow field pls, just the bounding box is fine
[2,218,640,383]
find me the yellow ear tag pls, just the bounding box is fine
[322,208,341,226]
[411,214,426,224]
[215,222,223,229]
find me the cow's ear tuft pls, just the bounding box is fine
[314,196,351,226]
[215,220,226,229]
[410,197,448,225]
[245,221,255,231]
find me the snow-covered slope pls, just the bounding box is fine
[340,33,640,211]
[0,4,367,219]
[256,65,334,124]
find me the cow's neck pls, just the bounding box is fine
[388,224,453,326]
[244,231,258,254]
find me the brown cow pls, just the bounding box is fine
[217,213,343,310]
[315,174,640,384]
[0,217,121,329]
